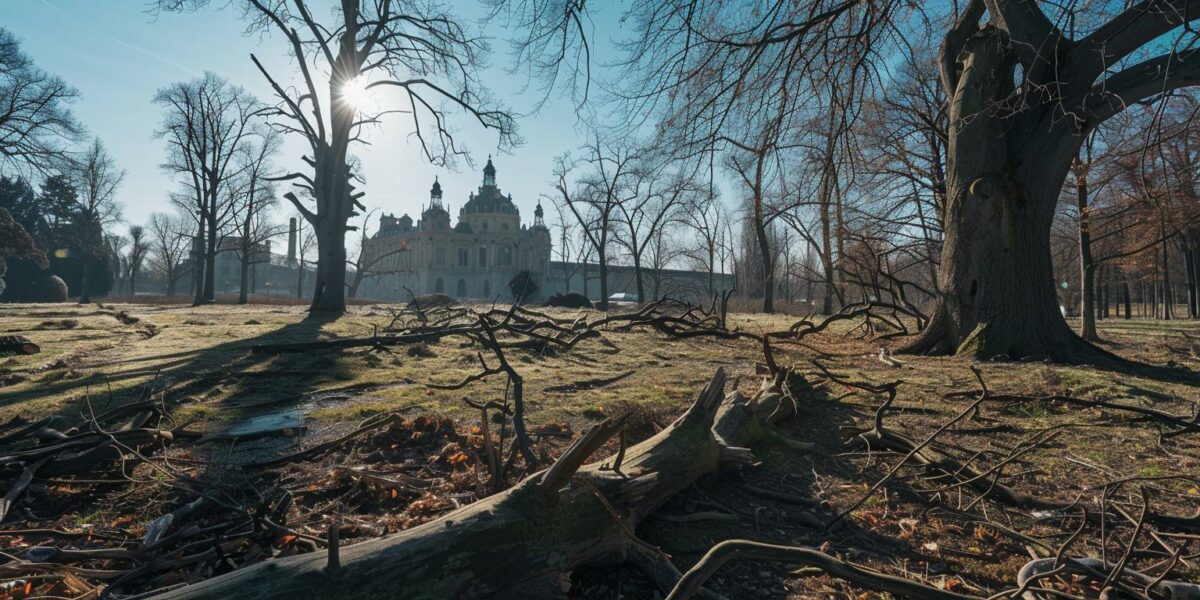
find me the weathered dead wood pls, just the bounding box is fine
[0,457,45,523]
[146,368,819,599]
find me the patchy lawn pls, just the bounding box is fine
[0,301,1198,599]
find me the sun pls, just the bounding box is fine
[340,76,376,111]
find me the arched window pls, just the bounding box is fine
[483,279,490,298]
[482,222,488,231]
[434,278,444,293]
[499,246,513,266]
[479,247,487,267]
[456,279,467,297]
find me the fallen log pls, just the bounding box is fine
[149,367,812,599]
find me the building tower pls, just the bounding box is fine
[483,156,496,188]
[286,217,297,267]
[533,200,546,229]
[420,176,450,231]
[430,176,443,207]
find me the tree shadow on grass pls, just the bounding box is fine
[0,312,355,446]
[613,376,916,600]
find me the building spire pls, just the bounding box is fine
[483,156,496,187]
[430,175,443,208]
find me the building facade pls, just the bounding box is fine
[357,158,553,300]
[357,158,735,303]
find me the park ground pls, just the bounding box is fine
[0,302,1198,598]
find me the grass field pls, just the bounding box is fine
[1,301,1198,598]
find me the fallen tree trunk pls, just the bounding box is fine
[150,368,805,599]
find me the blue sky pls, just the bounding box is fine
[4,0,616,235]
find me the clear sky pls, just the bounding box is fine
[4,0,613,236]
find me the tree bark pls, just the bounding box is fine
[1076,156,1100,342]
[147,369,802,600]
[1122,280,1131,320]
[201,205,217,304]
[598,248,609,310]
[310,215,349,312]
[898,25,1113,363]
[239,238,251,305]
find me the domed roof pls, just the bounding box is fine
[461,158,518,216]
[462,188,518,215]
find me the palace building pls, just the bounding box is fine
[357,158,553,300]
[356,158,734,303]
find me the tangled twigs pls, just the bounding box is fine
[1013,557,1200,600]
[474,315,535,470]
[134,368,820,599]
[245,412,405,469]
[665,540,979,600]
[831,376,988,528]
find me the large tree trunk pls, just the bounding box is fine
[239,241,251,305]
[149,369,801,600]
[191,220,204,306]
[633,254,645,302]
[819,198,834,316]
[899,26,1111,363]
[598,249,609,310]
[200,207,217,304]
[1075,157,1100,342]
[310,216,348,312]
[755,218,774,314]
[1122,280,1132,320]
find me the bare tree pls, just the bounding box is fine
[70,138,124,303]
[105,232,129,296]
[347,209,410,299]
[680,183,732,298]
[159,0,517,313]
[154,72,260,306]
[894,0,1200,360]
[545,194,582,293]
[231,130,281,304]
[0,28,82,176]
[126,225,149,296]
[554,137,640,309]
[613,160,698,302]
[643,216,685,300]
[147,212,191,297]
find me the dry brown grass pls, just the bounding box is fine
[1,302,1199,598]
